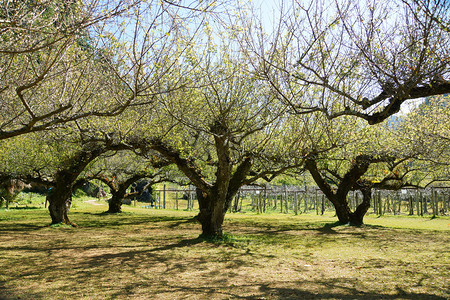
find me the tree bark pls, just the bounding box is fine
[349,188,372,225]
[150,132,254,238]
[196,189,225,238]
[305,156,378,225]
[107,193,123,213]
[46,145,114,225]
[103,175,153,214]
[331,197,353,224]
[47,171,77,226]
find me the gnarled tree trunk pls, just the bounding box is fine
[196,187,228,238]
[150,130,253,239]
[107,193,124,213]
[46,146,113,225]
[104,175,149,214]
[331,191,372,225]
[306,156,378,226]
[348,188,372,225]
[47,171,77,226]
[332,198,354,224]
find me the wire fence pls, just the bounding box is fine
[137,185,450,217]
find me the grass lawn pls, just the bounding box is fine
[0,200,449,299]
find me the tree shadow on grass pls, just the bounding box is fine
[237,220,388,237]
[258,283,447,299]
[71,212,196,228]
[147,237,204,252]
[67,236,206,269]
[5,206,42,210]
[1,231,447,300]
[0,223,48,232]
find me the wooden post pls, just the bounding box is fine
[431,188,436,217]
[434,190,439,216]
[321,195,325,215]
[315,189,319,215]
[259,192,262,213]
[239,193,243,212]
[409,195,414,215]
[393,195,397,215]
[373,190,377,214]
[163,184,166,209]
[378,191,382,216]
[273,192,277,209]
[304,192,308,213]
[386,195,391,214]
[294,192,298,215]
[280,193,283,213]
[445,193,449,215]
[284,187,288,214]
[423,191,428,214]
[415,190,420,216]
[263,187,267,213]
[419,192,423,216]
[186,190,190,210]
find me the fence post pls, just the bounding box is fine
[431,188,436,217]
[373,190,377,214]
[315,189,319,215]
[263,187,267,213]
[409,195,414,215]
[378,191,382,216]
[284,187,289,214]
[280,193,283,213]
[163,184,166,209]
[419,192,423,216]
[294,192,298,215]
[186,190,190,210]
[321,195,325,215]
[304,192,308,213]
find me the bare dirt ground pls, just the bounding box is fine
[84,199,106,206]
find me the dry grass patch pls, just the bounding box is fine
[0,206,448,299]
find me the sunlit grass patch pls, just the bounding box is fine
[0,203,448,299]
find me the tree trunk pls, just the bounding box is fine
[107,193,123,213]
[196,189,225,238]
[348,188,372,225]
[332,197,353,224]
[47,171,77,226]
[107,185,129,213]
[330,188,372,226]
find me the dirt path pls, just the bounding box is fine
[84,199,105,206]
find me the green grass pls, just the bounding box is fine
[0,202,449,299]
